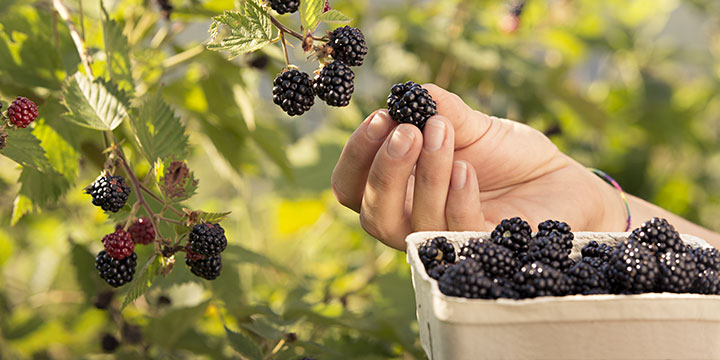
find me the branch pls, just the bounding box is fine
[270,15,303,40]
[139,183,184,217]
[52,0,94,79]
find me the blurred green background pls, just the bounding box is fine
[1,0,720,358]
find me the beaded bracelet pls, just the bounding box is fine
[589,168,631,232]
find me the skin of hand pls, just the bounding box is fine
[331,84,629,250]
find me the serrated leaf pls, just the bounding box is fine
[225,326,263,360]
[11,194,32,226]
[318,10,352,24]
[33,122,79,182]
[300,0,324,30]
[198,211,232,223]
[18,167,70,207]
[101,2,134,94]
[71,242,98,298]
[0,129,52,172]
[132,92,189,163]
[207,1,273,59]
[121,254,160,310]
[61,73,128,131]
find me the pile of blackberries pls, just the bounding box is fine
[418,217,720,299]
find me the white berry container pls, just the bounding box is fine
[406,231,720,360]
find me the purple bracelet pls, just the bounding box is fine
[589,168,631,232]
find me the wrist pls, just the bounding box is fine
[589,169,630,232]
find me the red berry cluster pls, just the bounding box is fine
[7,96,38,128]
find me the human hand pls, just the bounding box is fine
[331,84,627,250]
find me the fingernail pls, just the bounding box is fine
[387,125,415,158]
[451,161,467,190]
[423,118,445,151]
[366,111,389,141]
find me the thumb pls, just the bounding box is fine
[422,84,492,149]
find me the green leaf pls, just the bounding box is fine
[300,0,325,30]
[251,124,293,181]
[71,242,99,298]
[207,1,273,59]
[0,129,52,172]
[61,73,128,131]
[17,167,70,207]
[101,1,134,95]
[300,0,324,30]
[145,301,210,348]
[197,211,232,223]
[33,122,79,182]
[225,326,263,360]
[11,194,32,226]
[121,255,160,310]
[132,92,189,163]
[318,10,352,24]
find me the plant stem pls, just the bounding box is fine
[156,215,183,226]
[280,31,290,66]
[52,0,94,79]
[139,183,184,217]
[270,15,303,40]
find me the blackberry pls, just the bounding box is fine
[85,174,131,213]
[102,229,135,260]
[512,261,571,298]
[657,251,698,293]
[694,269,720,295]
[313,61,355,107]
[189,223,227,256]
[581,241,614,262]
[101,333,120,353]
[460,238,518,278]
[328,26,368,66]
[607,239,659,294]
[7,96,38,128]
[272,69,315,116]
[418,236,456,279]
[186,253,222,280]
[567,261,610,295]
[269,0,299,14]
[93,290,114,309]
[491,217,532,254]
[387,81,438,131]
[438,258,515,299]
[629,217,683,254]
[536,220,574,250]
[582,256,609,269]
[122,323,143,345]
[527,236,574,271]
[95,250,137,288]
[691,247,720,272]
[129,217,155,245]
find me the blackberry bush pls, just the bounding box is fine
[102,229,135,260]
[328,26,368,66]
[7,96,38,128]
[85,174,131,213]
[387,81,438,130]
[189,223,228,256]
[314,61,355,107]
[95,250,138,288]
[491,217,532,254]
[272,69,315,116]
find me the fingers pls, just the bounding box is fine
[360,124,423,250]
[446,161,487,231]
[411,115,455,231]
[422,84,493,150]
[331,110,395,212]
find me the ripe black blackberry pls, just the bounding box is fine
[387,81,438,131]
[536,220,574,250]
[527,236,574,271]
[512,261,571,298]
[85,174,131,213]
[189,223,227,256]
[7,96,38,128]
[581,241,614,262]
[93,290,114,309]
[129,217,155,245]
[694,269,720,295]
[657,251,698,293]
[418,236,456,279]
[328,26,367,66]
[491,217,532,254]
[95,250,137,288]
[438,258,515,299]
[607,239,659,294]
[272,69,315,116]
[567,261,610,295]
[102,229,135,260]
[101,333,120,353]
[691,247,720,272]
[186,253,222,280]
[629,217,683,254]
[269,0,299,14]
[460,238,518,278]
[313,61,355,107]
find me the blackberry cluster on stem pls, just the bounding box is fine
[85,174,131,213]
[272,69,315,116]
[95,250,138,288]
[185,223,228,280]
